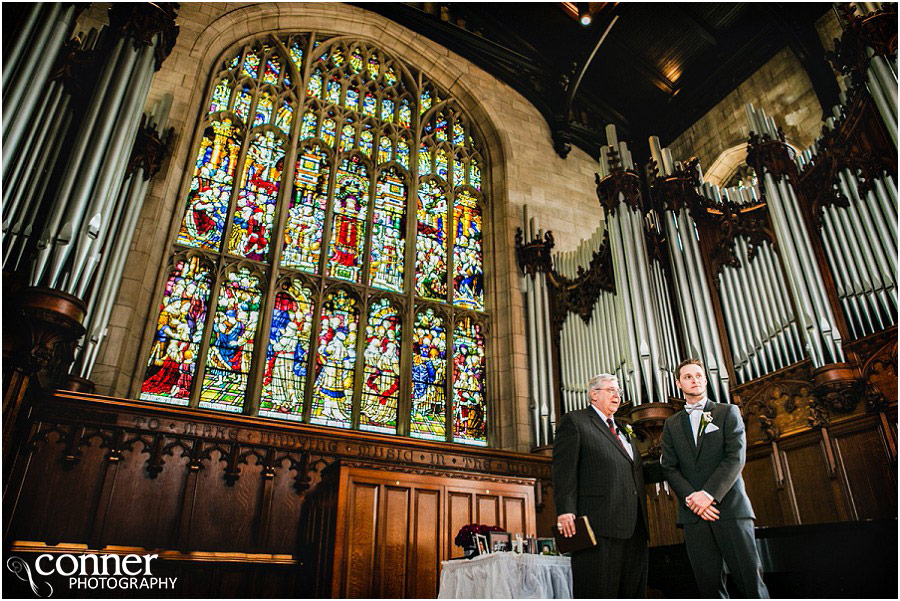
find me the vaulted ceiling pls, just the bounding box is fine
[357,2,839,162]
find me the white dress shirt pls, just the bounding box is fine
[590,405,634,460]
[684,397,714,502]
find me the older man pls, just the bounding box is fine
[661,358,769,598]
[553,373,648,598]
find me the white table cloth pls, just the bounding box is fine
[438,552,573,599]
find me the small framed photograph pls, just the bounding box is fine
[527,536,538,554]
[488,531,511,553]
[475,533,489,555]
[537,538,557,555]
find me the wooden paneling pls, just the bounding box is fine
[743,452,788,527]
[379,486,410,598]
[265,459,304,553]
[410,488,440,598]
[189,450,262,552]
[305,461,537,598]
[832,427,897,520]
[447,491,472,559]
[645,482,683,546]
[781,439,848,524]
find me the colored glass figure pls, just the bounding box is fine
[362,92,376,117]
[259,279,315,421]
[340,122,356,153]
[378,136,392,165]
[434,112,448,142]
[381,96,394,123]
[281,145,329,272]
[283,73,291,88]
[275,100,293,134]
[399,98,412,128]
[360,299,401,433]
[370,168,406,292]
[396,138,410,169]
[418,142,432,176]
[313,40,325,61]
[228,52,240,70]
[310,290,358,428]
[349,48,363,73]
[326,77,342,105]
[453,189,484,310]
[300,110,317,140]
[469,158,481,190]
[435,148,448,180]
[384,66,398,87]
[415,180,448,300]
[359,128,374,158]
[307,69,323,98]
[321,117,336,147]
[141,256,212,406]
[331,47,345,67]
[209,78,231,113]
[233,84,252,123]
[228,131,285,261]
[243,50,260,78]
[420,89,432,115]
[177,119,241,249]
[289,41,303,73]
[327,157,369,282]
[410,308,447,441]
[254,91,273,126]
[423,119,433,136]
[199,268,262,413]
[453,156,465,186]
[345,87,359,110]
[452,317,487,445]
[367,53,380,80]
[453,118,465,145]
[263,55,281,84]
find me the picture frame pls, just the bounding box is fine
[487,531,511,553]
[537,538,557,555]
[475,533,489,555]
[527,536,538,554]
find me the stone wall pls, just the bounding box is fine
[87,2,605,452]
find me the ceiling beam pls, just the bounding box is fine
[677,6,720,46]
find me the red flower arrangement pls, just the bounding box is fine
[454,523,504,548]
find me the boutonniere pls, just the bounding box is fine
[623,424,634,439]
[699,411,713,436]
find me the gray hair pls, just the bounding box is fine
[588,373,618,390]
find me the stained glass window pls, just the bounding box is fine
[282,145,329,272]
[199,267,262,413]
[153,35,488,446]
[327,156,369,282]
[410,308,446,441]
[309,289,358,427]
[453,189,483,310]
[452,317,486,445]
[141,256,213,405]
[360,299,402,433]
[371,168,406,292]
[259,279,315,420]
[416,180,448,300]
[177,119,241,250]
[228,131,284,261]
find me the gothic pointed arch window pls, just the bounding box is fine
[141,34,489,446]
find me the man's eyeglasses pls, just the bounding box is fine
[593,386,623,396]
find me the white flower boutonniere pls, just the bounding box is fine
[623,424,634,439]
[699,411,713,437]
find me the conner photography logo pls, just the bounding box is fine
[6,553,177,597]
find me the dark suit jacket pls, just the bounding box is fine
[660,400,756,525]
[553,407,647,540]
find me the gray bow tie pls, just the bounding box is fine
[685,403,706,414]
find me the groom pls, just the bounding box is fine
[660,358,769,598]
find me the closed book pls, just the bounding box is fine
[551,516,597,554]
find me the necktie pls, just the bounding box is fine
[685,402,705,413]
[607,418,628,452]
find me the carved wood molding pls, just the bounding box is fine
[25,392,553,488]
[733,327,898,446]
[546,231,615,328]
[595,148,643,216]
[514,227,554,277]
[826,3,898,88]
[108,2,180,71]
[126,115,175,180]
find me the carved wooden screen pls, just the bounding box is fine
[141,34,489,445]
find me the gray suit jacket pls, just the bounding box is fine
[553,407,647,540]
[660,400,756,525]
